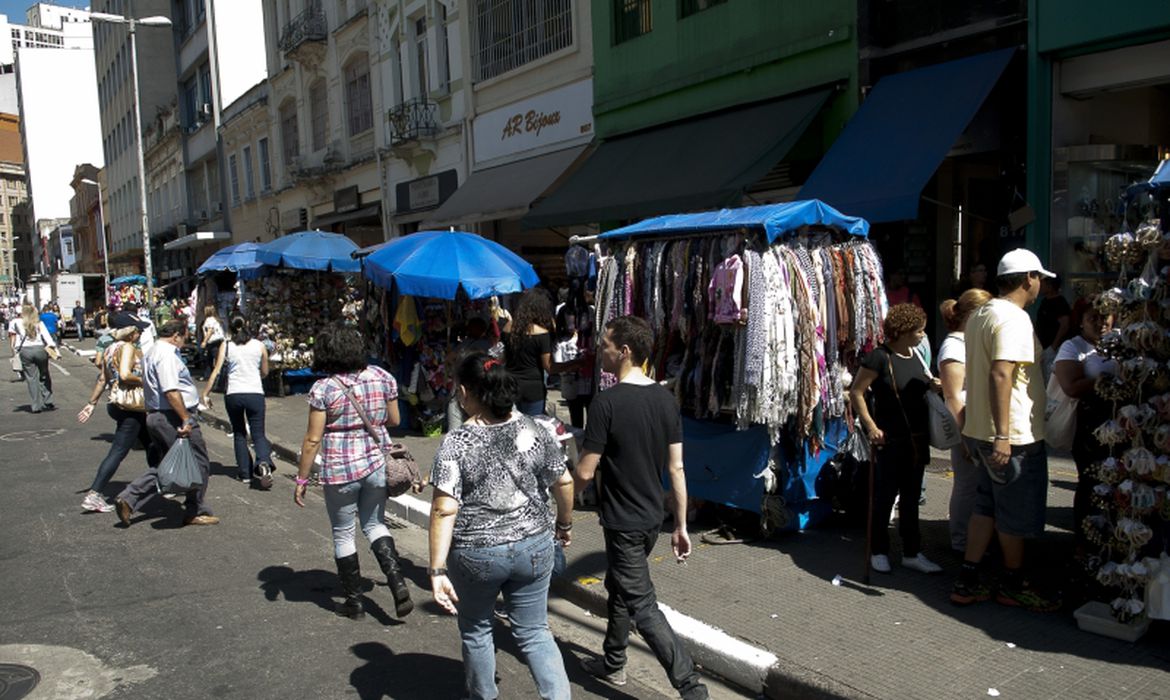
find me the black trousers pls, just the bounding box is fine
[602,527,707,700]
[870,434,927,557]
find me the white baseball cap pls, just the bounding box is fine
[997,249,1055,278]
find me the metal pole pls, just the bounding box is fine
[128,20,155,307]
[95,182,110,303]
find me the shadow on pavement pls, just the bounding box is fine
[257,565,402,626]
[349,641,465,699]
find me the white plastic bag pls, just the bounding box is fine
[1145,553,1170,621]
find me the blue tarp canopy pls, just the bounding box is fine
[362,230,540,300]
[799,48,1015,223]
[109,275,148,286]
[196,242,267,278]
[255,230,361,273]
[598,200,869,242]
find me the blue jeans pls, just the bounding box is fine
[517,399,546,417]
[90,404,159,493]
[450,532,569,700]
[323,468,391,558]
[223,393,272,478]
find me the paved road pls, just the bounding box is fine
[0,348,748,699]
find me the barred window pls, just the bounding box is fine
[310,81,328,151]
[614,0,652,43]
[280,101,299,166]
[345,57,373,136]
[228,153,240,205]
[243,145,255,199]
[471,0,573,83]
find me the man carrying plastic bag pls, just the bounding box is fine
[115,320,219,527]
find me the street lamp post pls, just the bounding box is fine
[89,12,172,309]
[79,178,110,304]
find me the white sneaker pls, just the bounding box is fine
[82,491,113,513]
[870,554,892,573]
[902,553,943,574]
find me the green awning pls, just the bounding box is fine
[523,89,830,228]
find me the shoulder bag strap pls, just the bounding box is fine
[334,376,386,448]
[884,348,914,432]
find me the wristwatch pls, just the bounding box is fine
[427,567,448,577]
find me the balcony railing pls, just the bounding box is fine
[278,3,327,54]
[388,98,439,146]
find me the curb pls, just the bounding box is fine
[196,405,857,699]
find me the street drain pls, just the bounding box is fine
[0,663,40,700]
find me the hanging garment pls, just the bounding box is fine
[394,295,422,347]
[708,254,747,325]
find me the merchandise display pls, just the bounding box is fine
[244,271,359,369]
[1083,216,1170,627]
[589,201,886,529]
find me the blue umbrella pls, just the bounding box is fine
[196,243,267,278]
[363,230,540,300]
[255,230,361,273]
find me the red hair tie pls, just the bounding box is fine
[483,358,501,371]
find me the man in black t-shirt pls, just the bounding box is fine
[575,316,708,699]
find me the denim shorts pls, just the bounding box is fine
[967,437,1049,538]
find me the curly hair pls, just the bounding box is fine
[939,288,993,332]
[312,324,368,375]
[505,288,555,356]
[882,303,926,342]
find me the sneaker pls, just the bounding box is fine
[996,584,1061,612]
[870,554,892,574]
[902,553,943,574]
[82,491,113,513]
[950,579,991,606]
[254,462,274,490]
[581,657,627,687]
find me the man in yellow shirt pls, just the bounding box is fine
[951,249,1060,612]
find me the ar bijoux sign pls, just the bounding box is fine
[473,79,592,165]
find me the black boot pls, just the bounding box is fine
[371,536,413,617]
[334,554,365,619]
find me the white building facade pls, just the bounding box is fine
[414,0,594,279]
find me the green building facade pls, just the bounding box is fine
[1027,0,1170,294]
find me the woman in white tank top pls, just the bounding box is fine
[202,316,274,488]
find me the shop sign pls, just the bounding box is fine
[334,185,360,214]
[473,79,593,165]
[396,170,458,213]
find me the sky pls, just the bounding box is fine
[0,2,91,24]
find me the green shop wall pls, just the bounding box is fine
[1025,0,1170,259]
[591,0,858,141]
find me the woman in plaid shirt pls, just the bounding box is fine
[294,326,413,619]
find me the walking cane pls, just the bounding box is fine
[863,440,876,586]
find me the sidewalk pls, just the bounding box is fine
[62,339,1170,698]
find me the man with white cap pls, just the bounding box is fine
[950,248,1060,612]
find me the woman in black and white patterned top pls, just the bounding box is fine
[429,352,574,700]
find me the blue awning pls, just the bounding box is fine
[799,49,1015,223]
[599,200,868,243]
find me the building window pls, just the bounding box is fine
[614,0,652,43]
[438,5,451,91]
[199,63,212,115]
[679,0,727,17]
[310,80,328,151]
[471,0,573,82]
[344,57,373,136]
[228,154,239,205]
[243,146,255,199]
[280,101,299,166]
[414,17,429,97]
[181,77,198,127]
[258,137,272,191]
